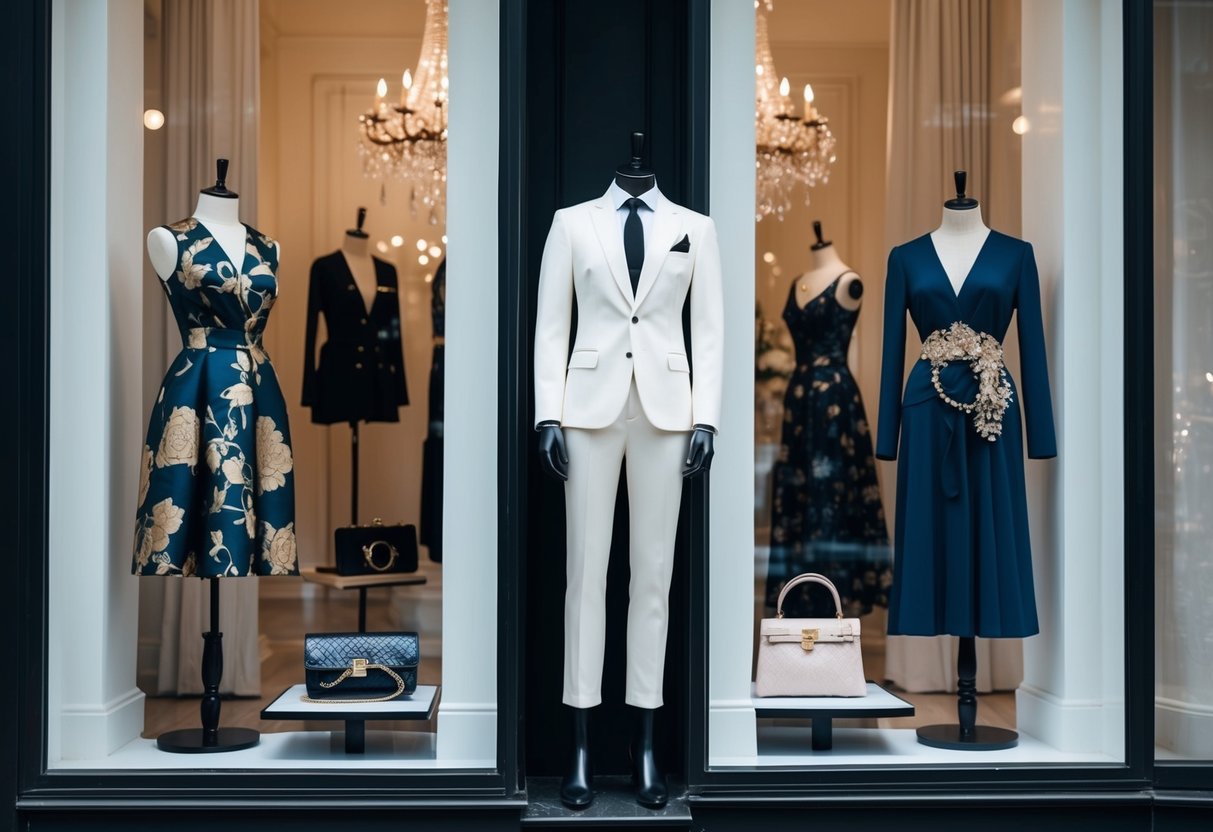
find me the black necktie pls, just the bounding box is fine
[624,197,644,295]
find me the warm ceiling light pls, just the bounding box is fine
[762,251,776,264]
[418,254,430,266]
[428,245,442,257]
[376,241,389,253]
[416,239,428,251]
[390,235,405,247]
[1012,115,1030,135]
[143,109,165,130]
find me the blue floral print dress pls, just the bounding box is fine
[766,274,891,619]
[132,217,298,577]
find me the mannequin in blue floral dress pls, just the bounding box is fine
[132,215,297,577]
[766,266,891,619]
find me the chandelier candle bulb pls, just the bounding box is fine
[803,83,817,120]
[375,77,387,111]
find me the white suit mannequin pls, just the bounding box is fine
[534,146,724,810]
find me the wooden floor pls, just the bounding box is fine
[143,593,1014,741]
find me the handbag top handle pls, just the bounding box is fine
[776,572,844,620]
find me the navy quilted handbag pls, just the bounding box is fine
[302,632,420,702]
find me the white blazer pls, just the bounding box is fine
[534,188,724,432]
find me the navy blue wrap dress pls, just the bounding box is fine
[876,231,1056,638]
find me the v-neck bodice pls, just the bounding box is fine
[876,230,1057,462]
[782,273,857,368]
[161,216,280,351]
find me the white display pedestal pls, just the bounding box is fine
[262,683,440,754]
[752,682,914,750]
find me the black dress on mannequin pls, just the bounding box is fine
[302,252,408,424]
[419,259,445,561]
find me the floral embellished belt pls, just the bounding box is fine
[919,322,1013,441]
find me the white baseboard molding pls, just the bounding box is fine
[56,686,146,762]
[1016,683,1105,753]
[1155,695,1213,758]
[709,698,758,759]
[436,700,497,763]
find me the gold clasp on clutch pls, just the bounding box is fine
[800,628,819,652]
[351,658,368,677]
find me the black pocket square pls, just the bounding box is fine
[670,234,691,253]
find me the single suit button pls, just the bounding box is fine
[357,345,365,352]
[355,362,363,369]
[361,317,368,325]
[631,316,638,324]
[626,352,633,358]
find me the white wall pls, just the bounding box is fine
[1017,0,1124,758]
[708,0,758,761]
[48,0,146,763]
[435,0,499,765]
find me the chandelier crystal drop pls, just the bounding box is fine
[755,0,837,222]
[358,0,448,223]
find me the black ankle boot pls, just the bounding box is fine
[632,707,668,809]
[560,707,593,809]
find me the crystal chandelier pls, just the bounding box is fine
[358,0,448,223]
[755,0,837,222]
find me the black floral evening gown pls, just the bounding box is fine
[766,274,891,618]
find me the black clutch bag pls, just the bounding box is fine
[334,519,418,576]
[302,632,420,703]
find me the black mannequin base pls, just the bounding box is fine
[156,726,260,754]
[916,723,1018,751]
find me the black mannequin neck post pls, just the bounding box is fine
[615,131,656,197]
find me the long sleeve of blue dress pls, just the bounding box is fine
[1015,243,1057,459]
[875,247,906,460]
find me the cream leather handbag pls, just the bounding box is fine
[755,573,866,697]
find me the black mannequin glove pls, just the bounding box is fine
[682,426,716,478]
[538,422,569,481]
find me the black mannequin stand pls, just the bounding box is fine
[916,636,1018,751]
[156,578,260,753]
[349,419,370,632]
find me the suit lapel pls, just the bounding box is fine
[589,195,634,305]
[633,199,681,310]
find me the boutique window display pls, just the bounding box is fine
[707,0,1128,770]
[42,0,500,773]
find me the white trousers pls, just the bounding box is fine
[562,380,689,709]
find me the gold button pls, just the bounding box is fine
[355,362,363,369]
[357,345,365,352]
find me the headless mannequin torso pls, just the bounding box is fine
[341,233,378,311]
[930,206,990,295]
[147,192,282,280]
[795,242,862,311]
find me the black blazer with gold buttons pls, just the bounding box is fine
[302,251,409,424]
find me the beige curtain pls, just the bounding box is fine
[139,0,263,697]
[882,0,1024,693]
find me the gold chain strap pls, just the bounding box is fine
[300,660,407,704]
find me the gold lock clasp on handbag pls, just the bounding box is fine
[800,628,819,652]
[351,658,368,677]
